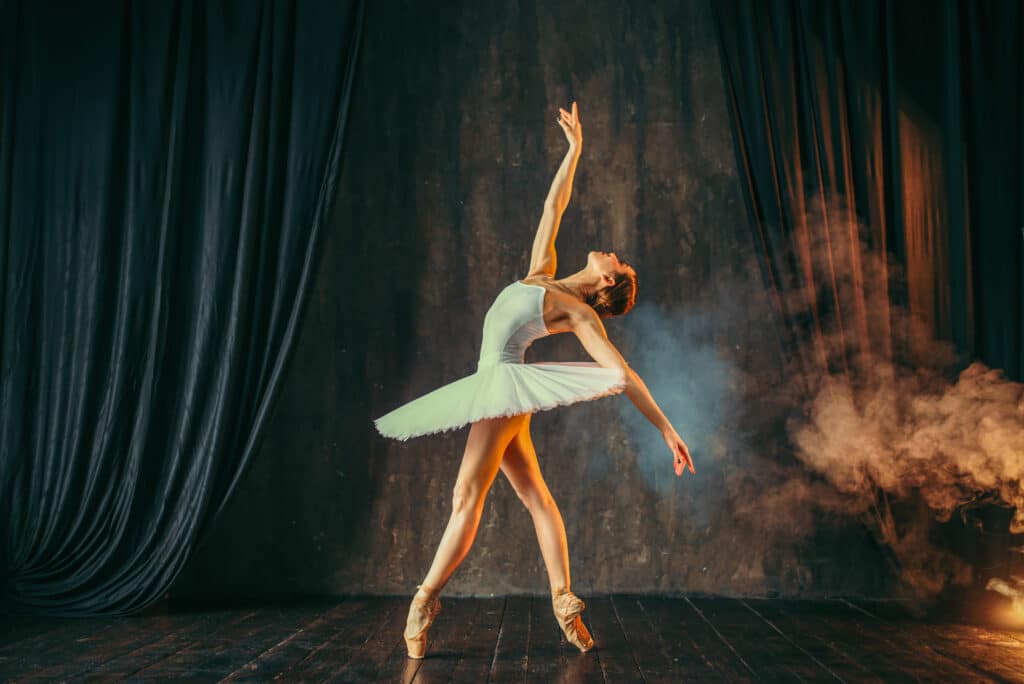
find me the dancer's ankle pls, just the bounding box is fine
[414,583,441,601]
[551,584,570,597]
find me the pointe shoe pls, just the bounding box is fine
[404,584,442,659]
[551,588,595,653]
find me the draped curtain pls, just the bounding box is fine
[712,0,1023,385]
[0,0,364,616]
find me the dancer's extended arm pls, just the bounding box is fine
[528,102,583,278]
[570,306,696,476]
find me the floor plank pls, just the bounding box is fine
[0,615,69,650]
[740,598,886,683]
[447,597,504,682]
[269,598,402,681]
[3,595,1023,683]
[126,600,334,681]
[327,598,410,683]
[0,615,124,677]
[611,594,676,683]
[587,595,644,683]
[526,594,566,682]
[642,596,756,682]
[689,597,836,681]
[410,596,481,683]
[28,609,242,683]
[773,599,997,683]
[487,595,530,684]
[849,599,1023,683]
[218,598,371,682]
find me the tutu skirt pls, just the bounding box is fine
[373,361,628,441]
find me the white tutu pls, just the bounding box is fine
[374,361,627,441]
[374,279,629,441]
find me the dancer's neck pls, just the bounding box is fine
[552,267,601,302]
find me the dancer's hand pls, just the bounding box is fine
[557,101,582,149]
[662,427,695,477]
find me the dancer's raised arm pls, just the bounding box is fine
[569,306,696,476]
[528,102,583,278]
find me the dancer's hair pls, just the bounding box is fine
[587,270,637,318]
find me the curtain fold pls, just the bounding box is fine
[0,0,364,616]
[712,0,1024,385]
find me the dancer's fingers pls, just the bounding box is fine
[678,444,694,475]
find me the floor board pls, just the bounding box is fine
[690,596,838,681]
[643,595,756,682]
[2,595,1023,683]
[486,595,530,683]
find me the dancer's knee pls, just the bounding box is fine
[451,481,486,515]
[519,488,556,515]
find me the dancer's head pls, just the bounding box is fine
[585,250,637,318]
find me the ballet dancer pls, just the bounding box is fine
[373,101,695,659]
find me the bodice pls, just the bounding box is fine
[477,281,551,368]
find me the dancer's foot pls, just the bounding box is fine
[404,583,442,659]
[551,587,594,652]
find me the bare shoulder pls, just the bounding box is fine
[518,276,593,333]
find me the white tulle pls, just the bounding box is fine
[373,361,628,441]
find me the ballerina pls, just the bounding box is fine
[373,101,695,659]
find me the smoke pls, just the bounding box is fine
[793,361,1024,532]
[613,301,741,497]
[611,196,1024,603]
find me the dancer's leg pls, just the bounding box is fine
[418,413,526,594]
[499,415,594,653]
[499,414,572,593]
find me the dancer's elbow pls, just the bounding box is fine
[617,363,634,384]
[571,310,631,374]
[603,362,632,387]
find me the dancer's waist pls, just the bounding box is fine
[477,350,525,368]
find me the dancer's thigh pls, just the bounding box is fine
[499,415,555,510]
[453,413,527,505]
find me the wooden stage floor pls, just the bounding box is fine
[2,595,1024,682]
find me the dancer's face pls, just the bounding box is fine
[587,250,635,289]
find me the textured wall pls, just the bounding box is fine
[171,0,892,600]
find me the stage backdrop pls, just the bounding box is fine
[172,0,916,601]
[711,0,1024,602]
[714,0,1023,380]
[0,0,364,615]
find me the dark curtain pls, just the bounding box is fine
[712,0,1023,384]
[0,0,364,616]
